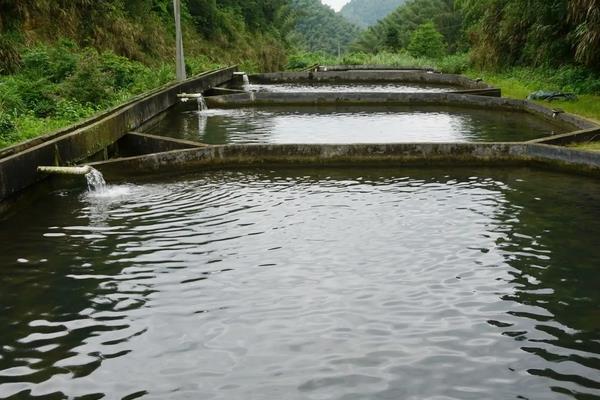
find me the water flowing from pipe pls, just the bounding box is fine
[85,167,107,192]
[243,74,251,91]
[197,94,208,112]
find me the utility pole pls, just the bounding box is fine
[174,0,186,81]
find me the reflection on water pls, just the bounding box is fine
[141,105,568,144]
[0,167,599,399]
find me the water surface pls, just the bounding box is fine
[241,82,459,93]
[140,105,567,144]
[0,167,599,399]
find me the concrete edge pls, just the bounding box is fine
[527,128,600,145]
[204,92,593,131]
[249,71,493,90]
[317,65,438,72]
[126,132,208,149]
[83,142,600,180]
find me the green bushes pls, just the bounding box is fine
[407,22,446,59]
[435,53,469,74]
[0,42,179,148]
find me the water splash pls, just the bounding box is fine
[197,94,208,112]
[243,74,251,91]
[85,167,106,192]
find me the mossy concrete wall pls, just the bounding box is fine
[0,67,237,201]
[114,132,206,158]
[250,71,491,90]
[205,92,593,132]
[528,128,600,146]
[317,65,436,72]
[88,143,600,179]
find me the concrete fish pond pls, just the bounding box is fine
[140,102,570,144]
[1,66,600,399]
[212,68,501,96]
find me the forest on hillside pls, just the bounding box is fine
[352,0,600,71]
[340,0,407,28]
[288,0,361,55]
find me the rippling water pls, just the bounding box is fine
[140,105,567,144]
[242,83,458,93]
[1,168,599,399]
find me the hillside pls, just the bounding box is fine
[340,0,408,27]
[351,0,463,54]
[289,0,361,54]
[0,0,291,147]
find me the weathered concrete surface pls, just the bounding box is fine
[0,67,236,201]
[205,92,593,131]
[525,143,600,173]
[115,132,206,157]
[85,142,600,179]
[528,127,600,145]
[89,143,530,179]
[317,65,437,72]
[250,71,491,90]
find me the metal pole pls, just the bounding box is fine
[174,0,186,81]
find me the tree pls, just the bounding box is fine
[407,22,446,58]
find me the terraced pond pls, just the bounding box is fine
[0,167,599,399]
[140,105,568,144]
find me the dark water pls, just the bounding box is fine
[1,167,599,399]
[140,105,568,144]
[242,82,458,93]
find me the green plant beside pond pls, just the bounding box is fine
[0,41,225,148]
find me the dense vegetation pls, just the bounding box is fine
[0,0,292,147]
[352,0,463,54]
[458,0,600,70]
[352,0,600,73]
[288,0,361,55]
[339,0,407,28]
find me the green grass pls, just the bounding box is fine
[466,71,600,124]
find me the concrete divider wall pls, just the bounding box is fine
[205,92,594,131]
[250,70,492,89]
[88,143,600,179]
[317,65,436,72]
[0,67,237,201]
[250,71,492,90]
[528,128,600,145]
[89,143,530,178]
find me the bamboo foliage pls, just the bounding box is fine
[569,0,600,67]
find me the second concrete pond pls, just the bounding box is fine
[140,104,568,144]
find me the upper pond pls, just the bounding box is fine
[238,82,460,93]
[0,167,599,399]
[140,104,568,144]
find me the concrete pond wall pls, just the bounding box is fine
[0,67,237,201]
[249,70,492,91]
[88,143,600,180]
[205,92,594,132]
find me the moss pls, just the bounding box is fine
[568,142,600,152]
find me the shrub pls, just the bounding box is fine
[407,22,446,59]
[21,42,78,83]
[100,51,145,90]
[436,53,470,74]
[14,78,58,117]
[62,49,114,106]
[0,111,15,137]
